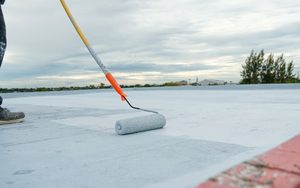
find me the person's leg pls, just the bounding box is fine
[0,5,25,125]
[0,5,7,68]
[0,5,6,109]
[0,96,3,112]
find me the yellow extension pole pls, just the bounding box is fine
[59,0,90,46]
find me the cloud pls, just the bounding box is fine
[1,0,300,88]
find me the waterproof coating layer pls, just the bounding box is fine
[115,114,166,135]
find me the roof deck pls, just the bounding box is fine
[1,86,300,187]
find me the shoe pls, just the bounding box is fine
[0,108,25,125]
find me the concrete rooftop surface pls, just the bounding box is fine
[1,85,300,188]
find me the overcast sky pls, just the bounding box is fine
[0,0,300,88]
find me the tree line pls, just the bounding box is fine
[241,50,299,84]
[0,82,182,93]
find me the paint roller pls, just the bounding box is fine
[59,0,166,135]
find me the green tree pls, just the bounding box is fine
[241,50,255,84]
[286,61,295,82]
[241,50,297,84]
[99,83,105,88]
[277,55,286,83]
[255,50,264,83]
[262,54,275,83]
[273,57,280,83]
[241,50,263,84]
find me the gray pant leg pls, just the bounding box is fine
[0,5,6,107]
[0,5,7,67]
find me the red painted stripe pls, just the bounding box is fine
[196,135,300,188]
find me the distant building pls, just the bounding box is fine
[177,80,188,86]
[198,79,226,86]
[162,80,188,86]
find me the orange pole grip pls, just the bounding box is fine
[105,73,127,101]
